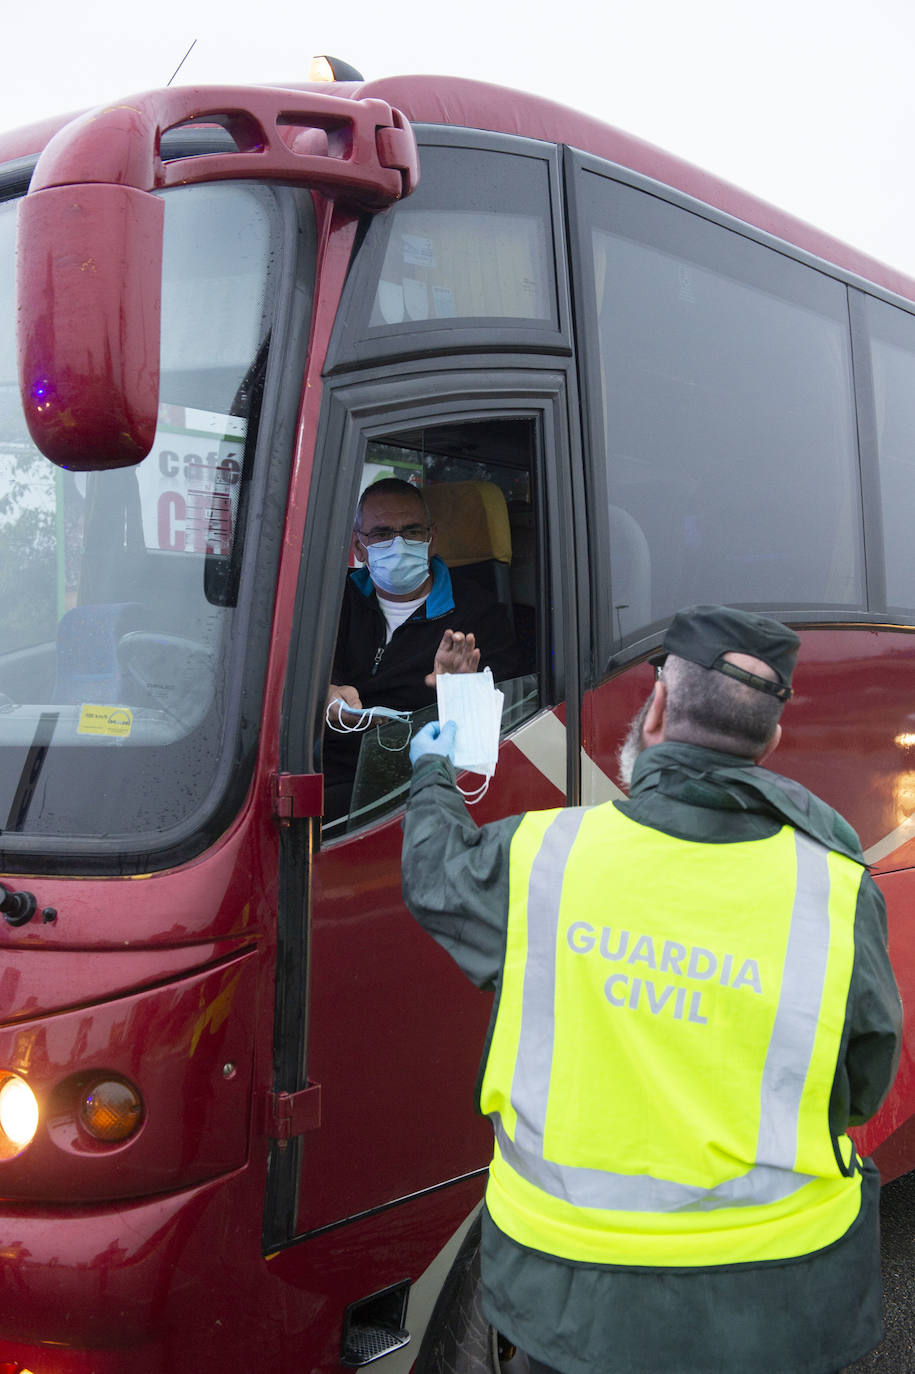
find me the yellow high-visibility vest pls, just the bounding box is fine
[480,804,864,1267]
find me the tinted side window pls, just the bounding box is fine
[864,295,915,612]
[578,170,863,645]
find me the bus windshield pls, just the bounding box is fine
[0,181,310,864]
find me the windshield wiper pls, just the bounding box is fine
[5,710,57,832]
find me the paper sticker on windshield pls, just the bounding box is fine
[402,233,434,267]
[78,705,134,738]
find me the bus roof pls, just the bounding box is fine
[3,72,913,308]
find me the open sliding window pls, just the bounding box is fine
[322,417,541,837]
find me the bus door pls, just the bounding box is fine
[265,370,583,1308]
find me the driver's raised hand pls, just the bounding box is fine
[424,630,480,687]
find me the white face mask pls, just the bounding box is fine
[365,537,431,596]
[436,668,504,802]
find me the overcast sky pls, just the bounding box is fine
[5,0,915,279]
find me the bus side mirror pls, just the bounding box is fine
[15,86,419,474]
[17,184,164,472]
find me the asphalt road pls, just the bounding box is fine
[846,1171,915,1372]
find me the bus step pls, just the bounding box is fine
[341,1281,411,1366]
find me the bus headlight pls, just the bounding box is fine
[0,1074,39,1156]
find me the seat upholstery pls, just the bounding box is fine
[424,480,513,611]
[52,603,143,705]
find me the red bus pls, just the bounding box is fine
[0,65,913,1371]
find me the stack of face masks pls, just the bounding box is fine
[436,667,504,802]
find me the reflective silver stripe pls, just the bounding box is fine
[756,831,831,1168]
[493,1115,811,1212]
[497,822,832,1214]
[512,809,586,1157]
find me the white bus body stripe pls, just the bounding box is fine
[864,814,915,866]
[510,711,625,803]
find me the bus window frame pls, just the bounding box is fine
[848,285,902,618]
[282,364,579,822]
[324,129,571,373]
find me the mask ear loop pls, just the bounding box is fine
[325,698,372,734]
[325,699,413,739]
[376,719,413,753]
[456,773,491,805]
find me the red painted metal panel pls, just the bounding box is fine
[304,817,494,1233]
[0,754,285,1359]
[0,951,258,1201]
[854,863,915,1178]
[0,1172,482,1368]
[301,743,562,1236]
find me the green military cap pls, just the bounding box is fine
[651,604,800,702]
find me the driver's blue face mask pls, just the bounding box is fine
[364,536,431,596]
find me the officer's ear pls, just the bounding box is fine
[642,682,667,748]
[756,722,782,766]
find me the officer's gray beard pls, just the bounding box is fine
[617,696,653,791]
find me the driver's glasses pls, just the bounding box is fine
[357,523,431,547]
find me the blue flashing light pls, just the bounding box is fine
[29,376,58,405]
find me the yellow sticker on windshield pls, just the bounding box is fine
[78,705,134,738]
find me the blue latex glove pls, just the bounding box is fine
[410,719,457,766]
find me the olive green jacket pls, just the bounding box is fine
[401,742,902,1374]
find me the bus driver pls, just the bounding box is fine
[323,477,520,819]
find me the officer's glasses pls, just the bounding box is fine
[356,523,431,548]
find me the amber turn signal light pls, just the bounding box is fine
[80,1078,143,1142]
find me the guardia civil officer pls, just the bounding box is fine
[401,604,901,1374]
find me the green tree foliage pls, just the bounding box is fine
[0,449,58,654]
